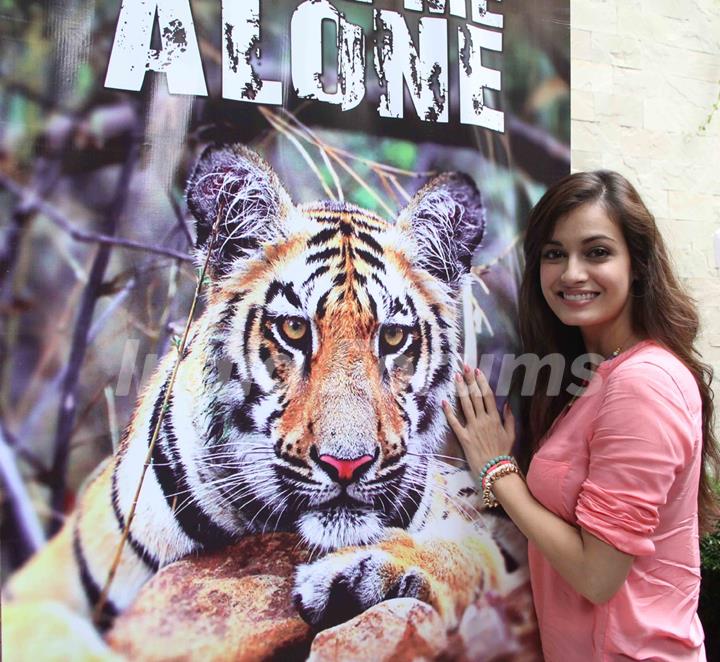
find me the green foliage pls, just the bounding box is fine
[700,479,720,571]
[701,529,720,572]
[75,62,94,101]
[352,185,379,212]
[381,141,416,171]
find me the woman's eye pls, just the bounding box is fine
[588,247,610,258]
[380,325,407,354]
[542,249,563,260]
[280,317,308,342]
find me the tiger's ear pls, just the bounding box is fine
[396,172,485,287]
[186,144,293,276]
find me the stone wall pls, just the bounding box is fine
[571,0,720,434]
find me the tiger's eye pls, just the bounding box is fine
[382,325,405,348]
[282,317,307,341]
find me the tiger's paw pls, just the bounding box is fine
[293,549,432,629]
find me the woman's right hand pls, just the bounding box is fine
[442,364,516,480]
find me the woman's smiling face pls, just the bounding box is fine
[539,202,634,341]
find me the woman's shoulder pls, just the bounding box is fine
[600,340,700,416]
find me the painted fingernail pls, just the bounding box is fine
[464,363,470,373]
[475,368,481,376]
[455,373,462,382]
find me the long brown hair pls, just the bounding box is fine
[515,170,720,534]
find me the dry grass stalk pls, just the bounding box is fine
[93,210,222,624]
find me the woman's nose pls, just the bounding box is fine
[561,255,587,283]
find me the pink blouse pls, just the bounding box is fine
[526,340,706,661]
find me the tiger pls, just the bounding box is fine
[2,144,524,660]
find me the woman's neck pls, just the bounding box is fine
[581,326,642,359]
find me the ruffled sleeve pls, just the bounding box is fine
[574,361,695,556]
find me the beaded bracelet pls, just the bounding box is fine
[481,460,514,493]
[477,454,514,483]
[481,458,521,508]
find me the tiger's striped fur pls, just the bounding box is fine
[3,145,523,655]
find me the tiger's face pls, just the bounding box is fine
[186,145,485,550]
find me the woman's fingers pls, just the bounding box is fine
[474,368,499,420]
[463,364,486,414]
[442,400,466,442]
[455,373,477,424]
[503,402,516,449]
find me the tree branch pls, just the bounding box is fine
[167,191,194,246]
[0,172,192,263]
[47,121,142,535]
[0,421,45,562]
[507,114,571,185]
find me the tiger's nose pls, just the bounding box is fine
[315,452,374,484]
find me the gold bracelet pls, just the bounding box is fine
[482,461,520,508]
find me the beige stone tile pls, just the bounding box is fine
[571,29,594,61]
[572,1,619,32]
[572,90,595,121]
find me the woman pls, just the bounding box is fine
[442,171,719,661]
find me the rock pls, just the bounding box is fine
[457,597,516,660]
[307,598,448,662]
[105,532,313,662]
[105,531,541,662]
[446,581,542,662]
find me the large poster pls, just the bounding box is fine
[0,2,569,660]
